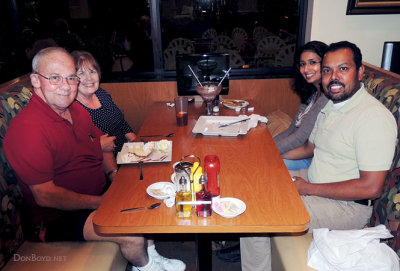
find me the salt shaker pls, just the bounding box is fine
[174,161,193,190]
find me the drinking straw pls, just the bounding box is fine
[187,65,203,87]
[218,67,232,86]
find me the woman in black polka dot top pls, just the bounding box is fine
[72,50,136,156]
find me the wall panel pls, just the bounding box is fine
[101,78,300,132]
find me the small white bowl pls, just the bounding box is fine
[212,197,246,218]
[146,182,176,200]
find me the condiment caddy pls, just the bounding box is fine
[174,154,220,218]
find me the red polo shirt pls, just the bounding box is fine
[4,92,105,223]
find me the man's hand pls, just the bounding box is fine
[292,176,309,195]
[100,134,116,152]
[103,152,118,182]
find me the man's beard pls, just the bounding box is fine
[325,80,354,102]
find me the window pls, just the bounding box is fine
[0,0,306,84]
[161,0,301,71]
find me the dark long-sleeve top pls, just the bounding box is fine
[76,88,134,154]
[274,93,329,154]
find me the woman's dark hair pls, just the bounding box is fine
[293,41,328,103]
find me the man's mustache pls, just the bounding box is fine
[327,80,345,90]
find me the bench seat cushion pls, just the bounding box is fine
[370,168,400,256]
[3,241,127,271]
[271,233,316,271]
[266,110,292,137]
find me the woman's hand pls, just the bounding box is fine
[125,132,136,142]
[100,134,116,152]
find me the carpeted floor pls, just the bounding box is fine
[154,233,242,271]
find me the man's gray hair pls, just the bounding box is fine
[32,47,70,72]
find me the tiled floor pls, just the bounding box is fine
[154,233,242,271]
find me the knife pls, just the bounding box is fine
[218,118,250,128]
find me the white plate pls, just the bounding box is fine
[146,182,176,200]
[212,197,246,218]
[222,99,249,110]
[116,141,172,164]
[192,116,249,136]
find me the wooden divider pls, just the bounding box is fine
[101,78,300,133]
[3,63,396,134]
[0,74,300,133]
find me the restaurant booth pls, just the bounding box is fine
[1,62,400,270]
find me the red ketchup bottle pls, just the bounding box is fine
[204,155,220,199]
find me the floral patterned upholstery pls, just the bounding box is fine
[371,168,400,257]
[0,84,32,269]
[0,81,127,270]
[0,64,400,266]
[363,69,400,171]
[363,66,400,256]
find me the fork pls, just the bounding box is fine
[139,162,143,180]
[140,133,174,138]
[138,155,168,180]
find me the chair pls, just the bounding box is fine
[253,26,273,45]
[202,28,218,40]
[163,38,195,70]
[229,50,245,69]
[254,35,286,68]
[166,38,195,52]
[231,27,248,51]
[279,29,297,44]
[109,30,132,72]
[275,43,296,67]
[210,35,237,52]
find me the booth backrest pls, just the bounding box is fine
[0,76,32,269]
[362,63,400,256]
[1,63,400,266]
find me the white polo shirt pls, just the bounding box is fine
[308,84,397,184]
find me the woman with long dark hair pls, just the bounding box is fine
[274,41,329,170]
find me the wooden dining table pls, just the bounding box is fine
[93,100,310,270]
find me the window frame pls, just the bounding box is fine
[101,0,308,82]
[1,0,308,84]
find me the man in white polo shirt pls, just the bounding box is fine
[239,41,397,271]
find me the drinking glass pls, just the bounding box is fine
[174,97,188,126]
[195,82,222,115]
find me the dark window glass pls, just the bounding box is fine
[0,0,152,83]
[0,0,304,84]
[161,0,300,70]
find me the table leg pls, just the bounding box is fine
[195,233,212,271]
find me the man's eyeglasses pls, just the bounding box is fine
[297,60,321,69]
[35,72,80,85]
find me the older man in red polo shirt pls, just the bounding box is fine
[4,47,185,271]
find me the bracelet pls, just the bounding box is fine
[107,169,118,177]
